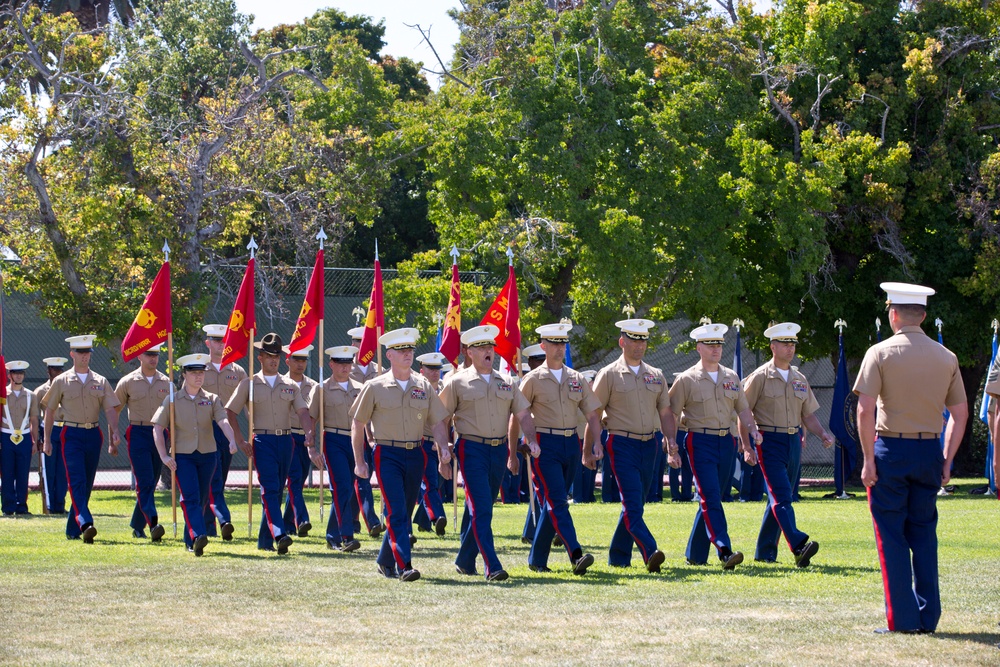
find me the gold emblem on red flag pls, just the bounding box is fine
[135,308,157,329]
[229,310,245,332]
[298,301,311,318]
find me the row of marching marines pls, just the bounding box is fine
[0,281,975,634]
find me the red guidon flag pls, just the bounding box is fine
[357,253,383,367]
[439,261,461,364]
[0,353,6,406]
[221,258,256,367]
[288,249,324,353]
[121,261,172,362]
[480,264,520,368]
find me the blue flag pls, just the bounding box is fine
[564,339,573,369]
[733,327,743,380]
[434,326,442,353]
[830,333,858,495]
[982,331,998,492]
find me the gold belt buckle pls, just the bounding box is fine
[11,430,24,444]
[405,441,417,450]
[488,438,502,446]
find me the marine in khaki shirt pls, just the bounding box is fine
[3,364,40,446]
[283,366,318,434]
[225,371,312,453]
[115,362,172,425]
[152,388,230,455]
[309,376,362,431]
[41,365,121,456]
[519,358,603,467]
[350,369,451,449]
[201,324,249,407]
[741,354,831,448]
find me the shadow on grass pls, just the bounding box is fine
[933,630,1000,647]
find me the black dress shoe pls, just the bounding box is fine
[377,563,398,579]
[132,529,147,539]
[521,536,532,544]
[220,522,235,542]
[297,522,312,538]
[434,516,447,536]
[81,524,97,544]
[340,539,361,553]
[455,565,479,576]
[529,564,552,573]
[410,533,417,546]
[399,568,421,582]
[572,553,595,575]
[150,524,165,542]
[369,523,385,539]
[553,535,565,548]
[486,569,510,582]
[721,550,744,570]
[276,534,293,555]
[686,558,706,566]
[259,545,277,552]
[2,512,13,517]
[646,550,666,573]
[193,535,208,557]
[416,524,431,533]
[873,627,924,635]
[794,540,819,568]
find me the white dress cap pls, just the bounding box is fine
[178,353,211,370]
[416,352,447,367]
[689,324,728,344]
[881,282,935,306]
[536,323,572,342]
[326,346,359,362]
[66,335,96,350]
[581,369,597,382]
[42,357,69,367]
[523,344,544,358]
[379,328,419,350]
[347,326,366,340]
[461,325,500,347]
[202,324,227,338]
[763,322,801,342]
[5,360,29,372]
[616,318,655,341]
[283,345,314,358]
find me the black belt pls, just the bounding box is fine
[460,435,508,447]
[690,428,730,437]
[376,439,420,450]
[253,429,292,436]
[129,421,154,427]
[608,430,656,442]
[323,427,351,436]
[63,421,99,429]
[536,427,576,437]
[758,425,799,435]
[878,431,940,440]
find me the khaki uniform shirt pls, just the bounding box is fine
[519,365,602,430]
[41,370,120,424]
[668,363,749,431]
[853,325,966,434]
[984,355,1000,401]
[350,362,379,384]
[203,362,247,406]
[422,381,444,439]
[115,369,172,424]
[2,386,40,431]
[309,378,363,430]
[284,374,318,430]
[225,373,309,432]
[440,367,529,440]
[34,380,65,422]
[592,356,670,435]
[153,389,226,454]
[742,360,820,429]
[350,373,449,444]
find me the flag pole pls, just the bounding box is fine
[316,228,327,523]
[246,236,258,539]
[162,242,178,537]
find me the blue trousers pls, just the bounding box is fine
[0,432,33,513]
[175,450,216,548]
[41,425,67,513]
[204,422,233,535]
[606,433,660,566]
[529,432,583,568]
[754,431,808,561]
[669,430,694,501]
[323,432,357,544]
[600,431,620,503]
[738,458,765,501]
[646,444,665,503]
[253,433,294,549]
[126,425,161,531]
[349,442,380,533]
[62,426,102,537]
[686,431,737,563]
[455,438,507,576]
[413,438,445,531]
[572,457,597,503]
[499,451,524,504]
[790,437,803,501]
[282,433,311,533]
[374,444,425,571]
[868,436,943,632]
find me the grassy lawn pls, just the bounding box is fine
[1,480,998,666]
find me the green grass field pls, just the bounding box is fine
[1,481,998,666]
